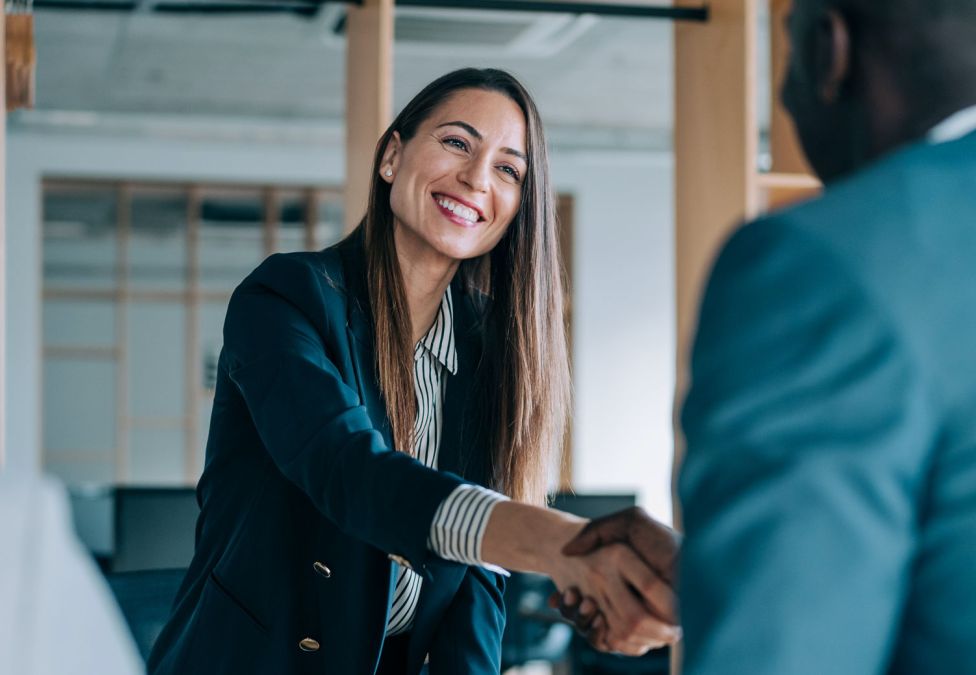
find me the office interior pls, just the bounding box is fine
[0,1,816,673]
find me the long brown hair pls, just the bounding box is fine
[359,68,570,505]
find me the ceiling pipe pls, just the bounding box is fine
[34,0,708,22]
[393,1,707,22]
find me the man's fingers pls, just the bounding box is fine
[561,521,609,556]
[586,613,608,650]
[598,546,681,651]
[572,596,599,631]
[619,548,678,624]
[561,512,632,556]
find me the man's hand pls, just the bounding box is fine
[564,506,681,583]
[549,507,682,651]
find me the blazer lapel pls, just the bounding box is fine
[437,281,488,483]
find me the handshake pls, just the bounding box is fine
[545,507,682,656]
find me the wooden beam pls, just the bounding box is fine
[673,0,759,505]
[4,12,34,111]
[344,0,393,233]
[1,5,7,468]
[672,4,759,671]
[557,194,574,492]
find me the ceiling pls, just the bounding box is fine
[16,2,772,151]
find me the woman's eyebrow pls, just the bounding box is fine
[436,120,528,163]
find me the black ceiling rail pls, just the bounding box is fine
[392,1,708,22]
[34,0,709,22]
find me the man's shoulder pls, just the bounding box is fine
[768,134,971,241]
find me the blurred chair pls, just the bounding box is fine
[105,487,197,661]
[112,487,198,572]
[106,568,187,662]
[501,571,574,670]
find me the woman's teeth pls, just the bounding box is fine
[437,197,479,224]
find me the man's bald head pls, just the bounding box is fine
[829,0,976,93]
[783,0,976,182]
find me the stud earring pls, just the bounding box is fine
[385,168,393,177]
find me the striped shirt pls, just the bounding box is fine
[385,287,509,636]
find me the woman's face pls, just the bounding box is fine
[381,88,528,267]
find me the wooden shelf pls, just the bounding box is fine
[757,171,822,211]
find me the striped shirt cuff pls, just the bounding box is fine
[428,484,511,576]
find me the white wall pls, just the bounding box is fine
[5,123,675,523]
[551,151,675,524]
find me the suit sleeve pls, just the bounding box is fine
[426,566,506,674]
[678,219,937,675]
[222,253,469,571]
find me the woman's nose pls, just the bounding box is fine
[458,156,491,193]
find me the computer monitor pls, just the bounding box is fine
[549,492,637,520]
[112,487,199,573]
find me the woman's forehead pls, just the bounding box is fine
[425,89,528,150]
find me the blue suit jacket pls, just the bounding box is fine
[148,232,505,675]
[679,129,976,674]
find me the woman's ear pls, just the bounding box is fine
[815,9,852,104]
[379,131,402,183]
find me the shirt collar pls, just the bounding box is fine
[928,104,976,144]
[416,286,458,375]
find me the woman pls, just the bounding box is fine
[148,68,673,675]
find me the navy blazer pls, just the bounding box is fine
[679,129,976,674]
[148,232,506,675]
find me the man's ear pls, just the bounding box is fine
[815,9,852,104]
[379,131,402,183]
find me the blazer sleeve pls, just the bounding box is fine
[426,566,506,674]
[678,218,938,675]
[221,253,470,571]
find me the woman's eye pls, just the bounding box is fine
[499,165,521,181]
[443,137,468,151]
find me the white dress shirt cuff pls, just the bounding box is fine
[428,484,511,577]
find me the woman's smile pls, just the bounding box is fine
[432,193,484,228]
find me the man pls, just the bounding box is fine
[562,1,976,672]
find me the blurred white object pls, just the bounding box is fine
[0,474,142,675]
